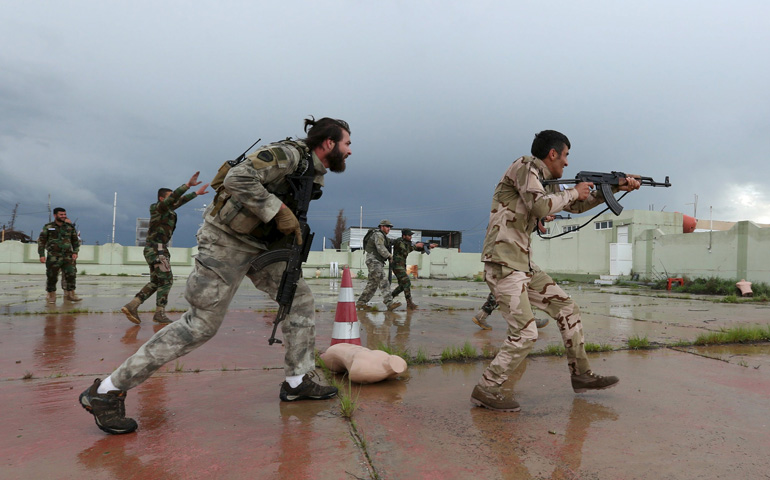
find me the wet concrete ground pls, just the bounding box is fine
[2,274,770,479]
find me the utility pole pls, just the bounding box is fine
[359,206,363,228]
[111,192,117,244]
[47,194,51,222]
[685,194,698,218]
[9,203,18,230]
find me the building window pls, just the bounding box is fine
[595,220,613,230]
[562,225,579,233]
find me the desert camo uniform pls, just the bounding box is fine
[478,155,614,387]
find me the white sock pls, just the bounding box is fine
[97,375,118,394]
[286,375,304,388]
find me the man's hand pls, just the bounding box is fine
[39,257,45,263]
[275,206,302,244]
[187,171,202,188]
[72,254,78,261]
[573,182,594,201]
[196,183,210,196]
[618,176,641,191]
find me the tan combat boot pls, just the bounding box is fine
[121,297,143,324]
[386,301,402,311]
[472,309,492,330]
[470,383,520,412]
[65,290,83,302]
[153,306,171,324]
[406,300,419,310]
[46,292,56,304]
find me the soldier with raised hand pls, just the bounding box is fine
[356,219,402,311]
[471,129,640,413]
[390,229,435,310]
[80,117,351,435]
[38,207,81,303]
[121,173,209,324]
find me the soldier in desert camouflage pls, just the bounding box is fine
[470,129,640,413]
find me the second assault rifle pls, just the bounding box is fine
[542,171,671,215]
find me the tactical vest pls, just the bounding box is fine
[364,228,391,262]
[209,139,317,243]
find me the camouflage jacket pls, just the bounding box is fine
[391,238,419,269]
[481,155,613,272]
[364,229,392,263]
[146,184,198,247]
[38,221,80,257]
[206,140,326,249]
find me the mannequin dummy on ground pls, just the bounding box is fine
[320,343,407,384]
[736,279,753,297]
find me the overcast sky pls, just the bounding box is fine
[2,1,769,252]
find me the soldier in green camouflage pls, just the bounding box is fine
[121,173,209,324]
[38,207,81,304]
[356,219,402,311]
[80,117,350,435]
[390,229,435,310]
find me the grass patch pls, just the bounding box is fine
[542,344,566,356]
[627,335,651,350]
[22,371,34,380]
[338,377,360,419]
[440,341,477,362]
[584,342,614,353]
[694,325,770,345]
[412,347,429,364]
[174,360,184,372]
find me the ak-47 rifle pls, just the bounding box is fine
[249,149,318,345]
[542,171,671,215]
[537,171,671,239]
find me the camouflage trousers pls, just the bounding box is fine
[46,255,77,292]
[390,266,412,301]
[480,292,498,314]
[110,222,316,391]
[356,257,393,305]
[479,262,591,387]
[135,246,173,307]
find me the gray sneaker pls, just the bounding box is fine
[280,372,338,402]
[571,371,620,393]
[79,378,138,434]
[470,384,520,412]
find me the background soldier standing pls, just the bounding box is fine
[356,219,401,311]
[80,117,350,435]
[390,228,435,310]
[121,174,209,324]
[38,207,81,304]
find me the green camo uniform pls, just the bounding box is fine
[38,220,80,293]
[109,139,327,390]
[356,229,395,306]
[390,237,422,304]
[135,184,198,307]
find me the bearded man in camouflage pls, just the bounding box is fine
[390,229,435,310]
[122,174,209,324]
[38,207,81,303]
[356,219,402,311]
[80,117,351,434]
[470,130,640,412]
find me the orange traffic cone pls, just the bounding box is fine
[330,268,361,346]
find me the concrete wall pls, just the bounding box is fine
[7,210,770,284]
[0,240,485,280]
